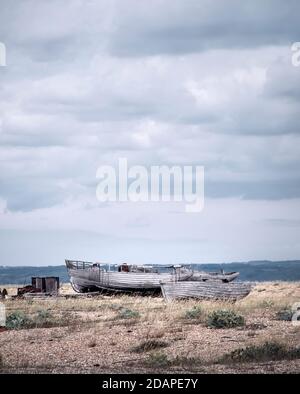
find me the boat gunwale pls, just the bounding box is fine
[65,259,192,272]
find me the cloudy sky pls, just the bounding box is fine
[0,0,300,266]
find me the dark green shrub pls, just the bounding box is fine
[207,310,245,329]
[6,311,33,330]
[6,310,76,330]
[276,309,293,321]
[220,342,300,363]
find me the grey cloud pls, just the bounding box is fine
[264,58,300,102]
[108,0,300,56]
[0,179,64,211]
[0,0,300,214]
[206,179,300,200]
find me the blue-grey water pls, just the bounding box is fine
[0,261,300,285]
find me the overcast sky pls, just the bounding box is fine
[0,0,300,266]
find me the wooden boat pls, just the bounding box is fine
[188,270,239,283]
[160,281,252,301]
[65,260,193,293]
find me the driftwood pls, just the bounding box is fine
[23,292,56,299]
[160,281,253,302]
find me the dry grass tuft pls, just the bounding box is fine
[144,351,170,368]
[131,339,169,353]
[87,338,97,348]
[183,305,203,321]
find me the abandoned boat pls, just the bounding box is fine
[188,270,239,283]
[160,281,252,301]
[65,260,193,293]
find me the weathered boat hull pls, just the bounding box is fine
[66,261,193,293]
[188,271,239,283]
[160,281,252,301]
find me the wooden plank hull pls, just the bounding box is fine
[160,281,252,301]
[67,266,193,293]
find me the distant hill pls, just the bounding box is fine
[0,260,300,285]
